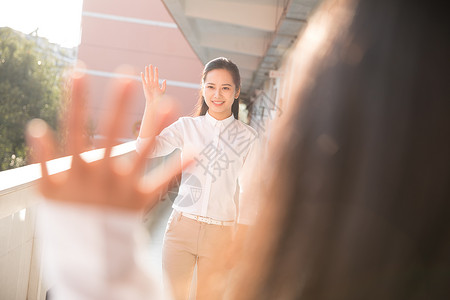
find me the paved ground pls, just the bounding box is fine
[144,198,172,282]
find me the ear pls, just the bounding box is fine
[202,86,206,98]
[235,87,240,99]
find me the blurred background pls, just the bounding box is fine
[1,0,322,170]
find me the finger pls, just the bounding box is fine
[149,64,154,83]
[26,119,56,182]
[155,67,159,84]
[67,72,88,162]
[138,152,194,204]
[132,136,155,176]
[141,71,146,85]
[145,65,150,84]
[161,80,167,94]
[131,98,176,175]
[103,78,135,161]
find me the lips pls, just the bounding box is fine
[212,101,225,105]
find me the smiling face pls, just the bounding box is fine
[202,68,240,120]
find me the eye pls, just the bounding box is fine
[223,87,230,90]
[206,85,214,89]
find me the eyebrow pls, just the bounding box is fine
[205,83,233,86]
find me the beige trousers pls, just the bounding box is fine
[162,210,234,300]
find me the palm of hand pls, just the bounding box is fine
[27,72,183,212]
[141,64,167,103]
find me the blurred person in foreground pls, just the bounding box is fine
[222,0,450,299]
[27,0,450,299]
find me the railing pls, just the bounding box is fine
[0,141,137,300]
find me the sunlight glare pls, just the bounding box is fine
[0,0,83,47]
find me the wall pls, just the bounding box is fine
[78,0,204,144]
[0,170,46,300]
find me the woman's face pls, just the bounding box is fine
[202,68,240,120]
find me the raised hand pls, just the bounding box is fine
[27,71,186,212]
[141,64,167,105]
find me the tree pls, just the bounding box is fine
[0,27,66,171]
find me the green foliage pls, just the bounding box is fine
[0,27,66,170]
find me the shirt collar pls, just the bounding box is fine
[205,111,235,128]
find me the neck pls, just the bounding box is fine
[209,111,232,120]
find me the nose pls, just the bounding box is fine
[214,89,220,98]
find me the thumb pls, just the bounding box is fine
[161,80,167,94]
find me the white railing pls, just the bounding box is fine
[0,141,137,300]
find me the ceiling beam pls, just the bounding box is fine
[184,0,285,32]
[199,31,270,57]
[161,0,322,97]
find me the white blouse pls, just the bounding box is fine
[136,112,259,224]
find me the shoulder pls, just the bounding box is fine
[233,119,258,138]
[169,115,203,128]
[176,115,204,124]
[164,116,208,134]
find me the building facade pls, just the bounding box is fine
[78,0,204,143]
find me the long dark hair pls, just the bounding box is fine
[225,0,450,299]
[193,57,240,119]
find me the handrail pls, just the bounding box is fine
[0,141,137,300]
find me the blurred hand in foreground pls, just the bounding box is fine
[26,71,187,212]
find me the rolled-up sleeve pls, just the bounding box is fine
[136,119,184,158]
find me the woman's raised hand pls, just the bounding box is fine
[26,71,186,212]
[141,64,167,104]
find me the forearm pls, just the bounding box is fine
[138,102,156,138]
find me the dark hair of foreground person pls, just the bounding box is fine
[216,0,450,299]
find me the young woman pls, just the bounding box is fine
[136,57,259,299]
